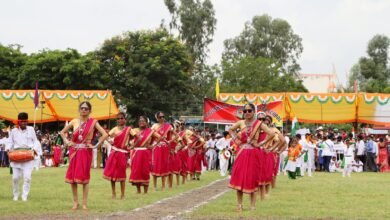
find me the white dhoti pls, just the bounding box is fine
[11,160,34,200]
[219,154,229,176]
[302,151,314,177]
[285,160,296,172]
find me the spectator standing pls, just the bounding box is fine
[205,134,217,170]
[365,135,377,172]
[356,135,366,171]
[322,134,334,172]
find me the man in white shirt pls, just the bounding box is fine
[322,134,335,172]
[215,131,231,176]
[205,134,217,170]
[7,113,41,201]
[356,135,366,171]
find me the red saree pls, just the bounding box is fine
[169,140,181,174]
[257,132,268,186]
[273,153,280,177]
[178,130,189,176]
[65,118,96,184]
[53,146,62,167]
[103,126,131,182]
[229,120,261,193]
[129,128,153,186]
[187,135,200,175]
[151,123,172,177]
[378,143,389,172]
[263,152,274,183]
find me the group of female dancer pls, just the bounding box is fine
[60,101,206,210]
[228,104,286,211]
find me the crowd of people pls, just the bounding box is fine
[2,101,389,212]
[280,128,390,179]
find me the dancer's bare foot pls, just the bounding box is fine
[112,194,116,199]
[237,204,243,212]
[71,203,79,211]
[82,205,88,211]
[120,195,125,200]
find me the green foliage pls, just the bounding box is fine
[0,120,6,129]
[221,56,307,93]
[164,0,217,65]
[349,34,390,93]
[94,29,193,119]
[17,49,104,90]
[222,14,303,76]
[0,44,27,88]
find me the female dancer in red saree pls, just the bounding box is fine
[151,111,173,191]
[177,122,191,184]
[187,127,204,180]
[229,104,284,211]
[103,112,134,199]
[129,116,161,194]
[169,121,185,186]
[53,145,62,167]
[60,101,108,210]
[193,128,205,180]
[378,138,389,172]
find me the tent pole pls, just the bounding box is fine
[108,90,112,129]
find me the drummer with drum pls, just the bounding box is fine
[6,112,41,201]
[216,131,232,177]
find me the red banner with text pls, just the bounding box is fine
[203,98,283,125]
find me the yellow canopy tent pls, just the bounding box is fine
[218,92,390,126]
[0,90,119,123]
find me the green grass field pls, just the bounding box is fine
[1,168,390,219]
[190,172,390,219]
[0,167,222,218]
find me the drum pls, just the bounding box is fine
[9,149,35,162]
[223,150,231,159]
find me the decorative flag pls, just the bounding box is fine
[215,79,220,100]
[34,82,39,109]
[291,117,300,136]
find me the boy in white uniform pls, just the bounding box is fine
[342,139,355,177]
[7,113,41,201]
[301,133,317,177]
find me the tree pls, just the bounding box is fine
[94,29,193,119]
[221,56,307,93]
[0,44,27,89]
[164,0,217,66]
[222,14,303,75]
[345,64,366,92]
[4,48,106,90]
[349,34,390,93]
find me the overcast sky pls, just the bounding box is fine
[1,0,390,85]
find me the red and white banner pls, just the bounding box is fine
[203,98,283,124]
